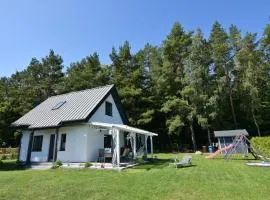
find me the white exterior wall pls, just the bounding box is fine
[18,93,126,162]
[89,94,125,148]
[31,129,54,162]
[19,130,31,161]
[86,128,104,161]
[89,94,123,124]
[57,125,88,162]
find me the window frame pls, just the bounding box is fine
[105,101,113,116]
[51,101,66,110]
[59,133,66,151]
[32,135,43,152]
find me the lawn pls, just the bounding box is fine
[0,154,269,200]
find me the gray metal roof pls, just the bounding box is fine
[214,129,249,137]
[11,85,119,129]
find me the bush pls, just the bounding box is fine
[10,153,18,159]
[1,155,7,160]
[0,159,3,166]
[51,160,63,169]
[84,162,92,168]
[251,136,270,158]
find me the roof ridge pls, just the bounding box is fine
[49,84,114,99]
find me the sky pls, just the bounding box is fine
[0,0,269,77]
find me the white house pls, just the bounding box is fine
[11,85,157,166]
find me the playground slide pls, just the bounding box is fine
[205,144,234,159]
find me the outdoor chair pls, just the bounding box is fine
[172,155,192,168]
[121,148,131,162]
[98,148,105,162]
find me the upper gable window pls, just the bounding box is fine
[105,101,112,116]
[52,101,66,110]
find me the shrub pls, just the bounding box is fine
[0,159,3,166]
[1,155,7,160]
[251,136,270,158]
[84,162,92,168]
[10,153,18,159]
[51,160,63,169]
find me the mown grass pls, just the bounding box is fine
[0,154,269,200]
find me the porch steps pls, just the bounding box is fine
[30,162,53,170]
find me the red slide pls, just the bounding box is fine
[205,144,234,159]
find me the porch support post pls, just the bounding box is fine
[150,136,153,158]
[144,135,148,157]
[26,130,34,166]
[53,128,59,162]
[116,128,120,167]
[133,132,136,160]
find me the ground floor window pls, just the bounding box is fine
[60,134,66,151]
[32,135,43,152]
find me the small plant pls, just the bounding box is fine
[84,162,92,168]
[10,153,17,159]
[1,155,7,160]
[51,160,63,169]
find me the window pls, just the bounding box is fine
[60,134,66,151]
[32,135,43,152]
[105,101,112,116]
[52,101,66,110]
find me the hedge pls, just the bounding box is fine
[0,148,18,160]
[251,136,270,159]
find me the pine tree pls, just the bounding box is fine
[209,22,238,129]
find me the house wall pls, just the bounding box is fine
[19,130,31,161]
[19,129,54,162]
[85,127,104,161]
[18,94,126,162]
[89,94,123,124]
[89,94,125,149]
[30,129,53,162]
[57,125,88,162]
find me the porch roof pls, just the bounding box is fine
[89,122,158,136]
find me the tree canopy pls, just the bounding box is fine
[1,21,270,150]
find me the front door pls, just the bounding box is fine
[48,134,55,161]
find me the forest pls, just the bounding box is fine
[0,21,270,151]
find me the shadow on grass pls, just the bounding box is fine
[132,158,196,171]
[0,160,26,171]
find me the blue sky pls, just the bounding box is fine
[0,0,269,77]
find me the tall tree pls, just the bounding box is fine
[110,41,144,125]
[65,52,110,91]
[182,29,216,145]
[160,22,194,149]
[209,22,238,129]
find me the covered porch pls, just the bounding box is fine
[89,122,158,167]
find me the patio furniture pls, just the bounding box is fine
[121,148,131,162]
[98,148,105,162]
[172,155,192,168]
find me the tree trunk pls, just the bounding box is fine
[207,128,212,146]
[225,68,238,129]
[229,87,238,129]
[189,123,197,151]
[251,106,261,137]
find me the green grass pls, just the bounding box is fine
[0,154,270,200]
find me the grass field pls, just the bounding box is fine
[0,153,269,200]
